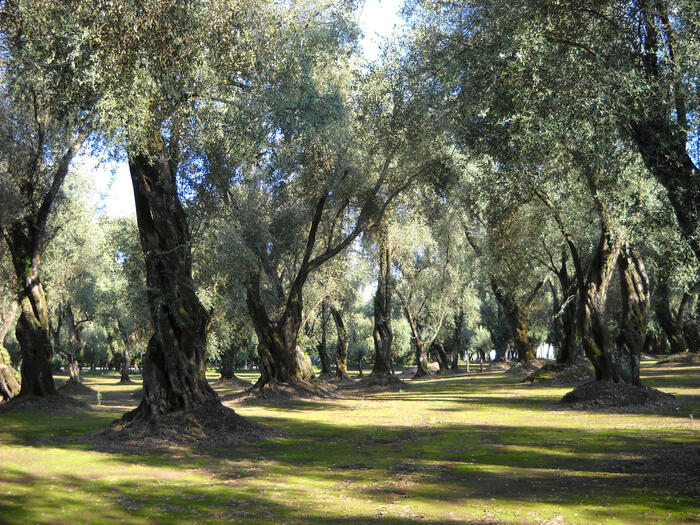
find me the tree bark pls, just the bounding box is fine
[116,319,133,384]
[371,235,394,376]
[123,147,218,422]
[613,246,649,385]
[429,340,450,373]
[60,303,83,384]
[245,269,313,387]
[654,281,688,354]
[450,309,464,370]
[490,278,540,362]
[219,344,236,380]
[578,231,621,382]
[329,305,350,381]
[316,300,332,376]
[6,232,56,397]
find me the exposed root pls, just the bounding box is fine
[561,381,678,411]
[0,393,89,412]
[236,378,339,402]
[117,378,136,385]
[523,358,594,386]
[0,363,20,402]
[96,399,270,448]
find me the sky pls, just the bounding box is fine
[88,0,403,218]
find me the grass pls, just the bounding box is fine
[0,359,698,524]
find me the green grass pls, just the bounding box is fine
[1,361,698,524]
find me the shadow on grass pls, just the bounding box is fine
[2,366,699,524]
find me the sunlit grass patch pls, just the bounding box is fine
[0,363,698,524]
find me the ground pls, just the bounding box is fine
[0,358,698,524]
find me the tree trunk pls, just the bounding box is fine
[413,338,432,377]
[430,341,450,373]
[316,300,332,376]
[371,237,394,376]
[220,344,236,380]
[450,309,464,370]
[329,305,350,381]
[6,229,57,397]
[122,148,217,422]
[491,279,537,363]
[62,304,82,384]
[116,319,133,384]
[613,246,649,385]
[548,249,578,364]
[245,270,313,387]
[578,232,621,382]
[654,281,687,354]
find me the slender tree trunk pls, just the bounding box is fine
[613,246,649,385]
[371,236,394,376]
[316,300,332,376]
[116,319,133,384]
[123,148,217,422]
[450,309,464,370]
[329,305,350,381]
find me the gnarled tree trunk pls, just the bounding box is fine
[613,246,649,386]
[578,232,621,382]
[123,148,218,422]
[245,270,313,388]
[329,305,350,381]
[6,232,56,397]
[450,309,464,370]
[654,281,688,354]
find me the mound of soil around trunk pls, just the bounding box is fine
[488,361,516,372]
[344,374,405,392]
[561,381,677,410]
[0,393,89,412]
[97,401,270,448]
[58,381,98,396]
[214,376,254,389]
[656,352,700,367]
[236,378,338,402]
[523,358,594,386]
[504,359,547,378]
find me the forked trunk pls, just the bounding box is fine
[430,341,450,373]
[329,305,350,381]
[123,149,217,422]
[371,239,393,376]
[245,271,313,387]
[413,339,431,377]
[613,246,649,385]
